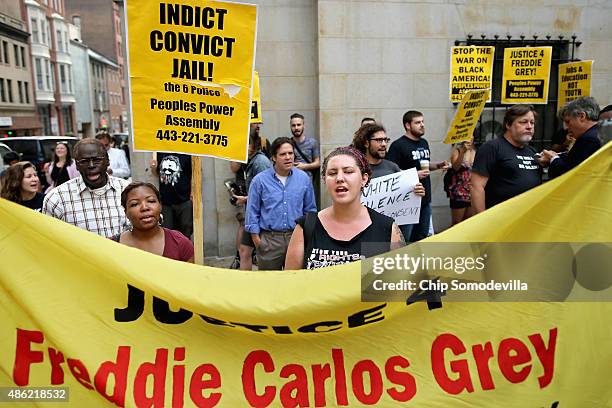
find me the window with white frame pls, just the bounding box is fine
[30,18,39,43]
[35,58,43,90]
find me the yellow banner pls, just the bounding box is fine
[501,47,552,104]
[444,89,490,144]
[449,46,494,103]
[250,71,262,123]
[1,143,611,406]
[558,60,593,110]
[126,0,257,161]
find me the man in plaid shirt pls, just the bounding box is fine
[43,138,130,237]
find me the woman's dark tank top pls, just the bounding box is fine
[297,207,394,270]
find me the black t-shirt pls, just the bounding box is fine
[297,207,394,269]
[370,159,401,179]
[387,136,431,204]
[157,153,192,205]
[472,136,542,209]
[21,192,45,212]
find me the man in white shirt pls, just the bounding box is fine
[95,132,131,179]
[43,138,130,237]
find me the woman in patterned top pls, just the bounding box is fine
[447,138,476,225]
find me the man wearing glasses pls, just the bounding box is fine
[352,123,425,240]
[43,138,130,237]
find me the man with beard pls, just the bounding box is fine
[150,152,193,239]
[43,138,129,237]
[471,105,542,213]
[388,111,450,242]
[289,113,320,181]
[245,137,316,270]
[353,123,425,240]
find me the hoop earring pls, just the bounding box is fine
[159,213,164,226]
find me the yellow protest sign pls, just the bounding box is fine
[1,144,612,406]
[558,60,593,109]
[250,70,262,123]
[501,47,552,104]
[449,46,494,103]
[444,89,490,144]
[126,0,257,161]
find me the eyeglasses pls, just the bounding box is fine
[369,137,390,143]
[76,157,105,166]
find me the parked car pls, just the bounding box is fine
[2,136,78,189]
[0,142,14,173]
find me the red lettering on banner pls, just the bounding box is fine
[94,346,130,406]
[48,348,65,385]
[351,360,383,404]
[384,356,416,402]
[528,328,557,388]
[67,358,94,390]
[13,329,44,386]
[331,348,349,405]
[190,364,222,407]
[311,363,332,407]
[172,348,186,408]
[472,342,495,390]
[431,333,475,394]
[133,348,168,407]
[279,364,309,407]
[242,350,276,407]
[498,338,532,383]
[431,328,559,394]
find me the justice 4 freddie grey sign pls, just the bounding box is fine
[361,168,421,225]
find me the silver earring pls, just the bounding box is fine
[159,213,164,226]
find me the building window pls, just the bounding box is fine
[67,65,73,93]
[38,106,51,134]
[60,64,67,93]
[7,79,13,102]
[56,30,63,52]
[14,44,19,67]
[50,62,56,92]
[2,41,8,64]
[18,81,23,103]
[30,18,39,43]
[45,59,51,90]
[35,58,43,90]
[20,46,26,68]
[41,19,47,45]
[25,82,30,103]
[62,106,73,133]
[0,78,5,102]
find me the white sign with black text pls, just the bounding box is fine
[361,168,421,225]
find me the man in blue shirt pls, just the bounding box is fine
[245,137,317,270]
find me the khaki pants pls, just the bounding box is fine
[257,230,293,270]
